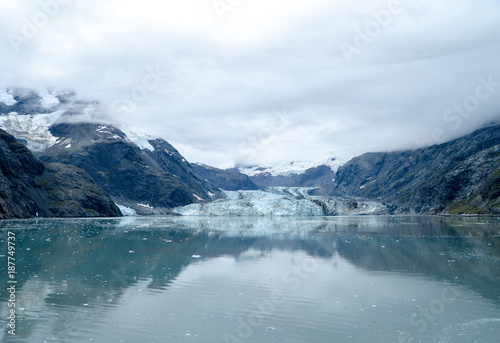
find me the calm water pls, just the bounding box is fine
[0,216,499,343]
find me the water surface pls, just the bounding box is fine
[0,216,499,342]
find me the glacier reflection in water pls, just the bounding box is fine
[0,216,499,343]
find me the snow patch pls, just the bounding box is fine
[193,194,204,201]
[123,129,156,151]
[95,126,122,140]
[138,203,153,209]
[0,89,16,106]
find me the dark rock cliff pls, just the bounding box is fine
[191,163,261,191]
[0,129,121,219]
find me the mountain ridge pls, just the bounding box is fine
[323,123,500,215]
[233,157,347,188]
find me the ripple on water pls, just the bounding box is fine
[438,318,500,343]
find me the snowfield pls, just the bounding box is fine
[173,187,390,216]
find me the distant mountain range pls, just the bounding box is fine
[0,87,499,217]
[233,157,347,188]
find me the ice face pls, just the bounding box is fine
[116,204,137,216]
[173,187,390,216]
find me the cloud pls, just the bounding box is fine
[1,0,500,167]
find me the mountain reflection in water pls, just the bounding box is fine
[0,216,499,343]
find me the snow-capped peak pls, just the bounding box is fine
[238,157,348,177]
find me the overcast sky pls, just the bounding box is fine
[1,0,500,168]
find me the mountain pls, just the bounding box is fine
[40,123,212,214]
[0,129,120,219]
[324,123,500,215]
[0,88,212,214]
[191,163,261,191]
[235,157,347,188]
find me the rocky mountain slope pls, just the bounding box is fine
[324,123,500,215]
[0,129,120,219]
[191,163,261,191]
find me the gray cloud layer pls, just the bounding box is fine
[1,0,500,167]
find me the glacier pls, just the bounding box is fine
[0,111,63,152]
[116,204,137,216]
[173,187,391,216]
